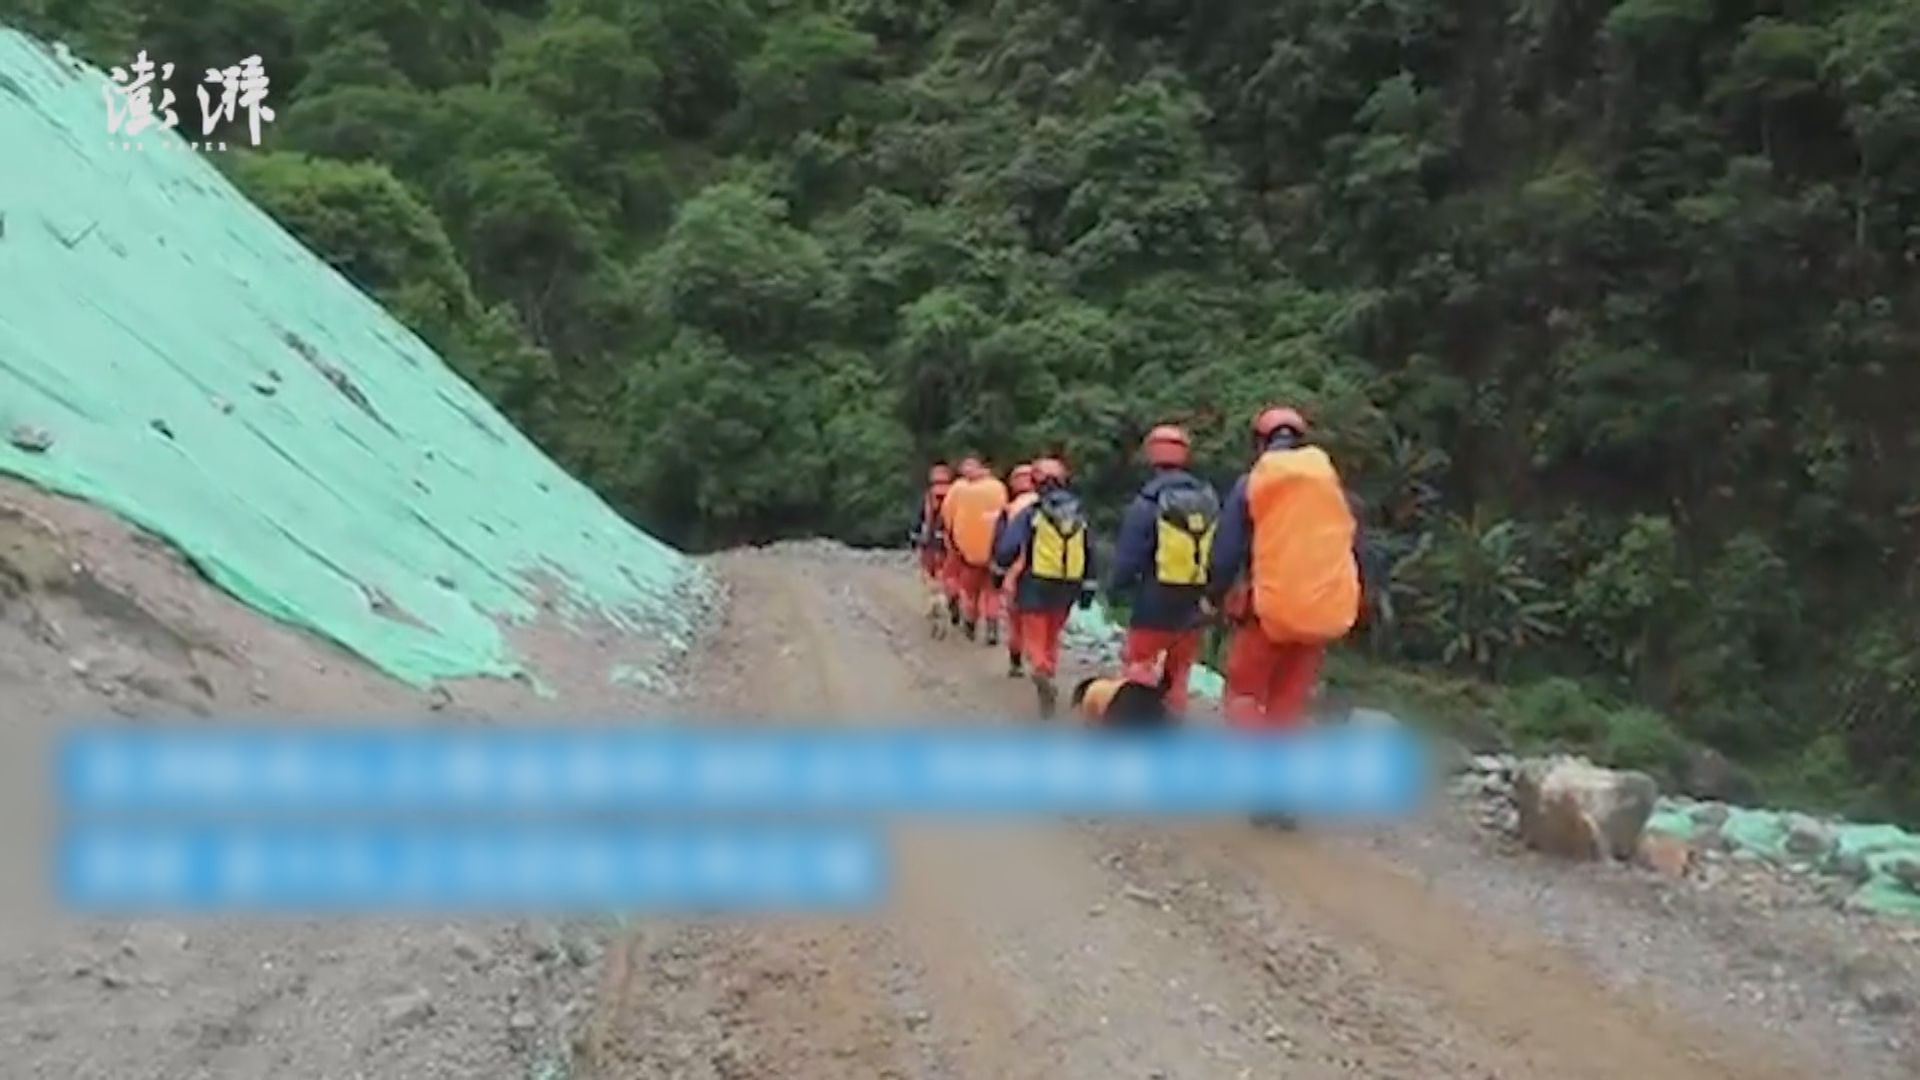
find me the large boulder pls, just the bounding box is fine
[1513,756,1660,861]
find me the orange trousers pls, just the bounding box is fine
[1017,607,1071,676]
[1003,578,1024,653]
[918,546,946,584]
[1222,628,1323,729]
[1120,626,1202,714]
[946,561,1001,623]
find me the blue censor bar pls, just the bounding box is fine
[57,823,885,914]
[57,725,1426,817]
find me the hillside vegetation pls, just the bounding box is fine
[15,0,1920,819]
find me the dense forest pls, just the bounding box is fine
[10,0,1919,819]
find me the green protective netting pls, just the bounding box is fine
[1647,804,1920,918]
[0,30,706,688]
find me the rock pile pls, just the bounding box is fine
[1453,752,1920,920]
[1451,754,1521,835]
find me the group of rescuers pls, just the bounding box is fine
[910,405,1376,730]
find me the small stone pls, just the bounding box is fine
[1823,850,1871,883]
[8,424,52,452]
[1689,803,1731,829]
[904,1009,931,1029]
[380,988,434,1028]
[1636,832,1693,879]
[1887,857,1920,893]
[1088,903,1107,917]
[1858,984,1911,1017]
[1783,814,1834,858]
[508,1010,537,1033]
[528,923,563,962]
[563,933,600,968]
[445,928,489,966]
[1122,885,1162,906]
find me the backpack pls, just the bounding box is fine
[1246,448,1361,644]
[1028,491,1088,581]
[1151,479,1219,587]
[947,478,1007,566]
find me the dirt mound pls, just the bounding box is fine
[0,476,679,1080]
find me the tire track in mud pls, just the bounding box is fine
[585,552,1825,1080]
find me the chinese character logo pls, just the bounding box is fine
[103,52,275,149]
[197,56,275,147]
[103,51,178,136]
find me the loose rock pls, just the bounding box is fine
[1887,857,1920,893]
[1783,815,1834,859]
[8,424,52,452]
[1637,832,1694,879]
[1512,756,1658,861]
[1690,802,1731,829]
[380,988,434,1028]
[1858,984,1911,1017]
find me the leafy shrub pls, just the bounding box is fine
[1599,706,1689,783]
[1500,676,1610,751]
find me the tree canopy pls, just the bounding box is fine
[27,0,1920,820]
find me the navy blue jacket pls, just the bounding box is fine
[992,490,1098,612]
[1206,473,1372,606]
[1105,468,1215,631]
[908,493,944,551]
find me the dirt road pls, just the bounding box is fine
[0,497,1901,1080]
[582,550,1833,1080]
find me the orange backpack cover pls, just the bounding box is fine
[943,476,1008,567]
[1245,447,1361,644]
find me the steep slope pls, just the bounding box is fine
[0,29,706,688]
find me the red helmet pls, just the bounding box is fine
[1251,405,1308,443]
[1007,462,1035,494]
[1142,424,1191,468]
[1032,457,1069,487]
[928,463,954,485]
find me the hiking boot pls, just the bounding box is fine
[962,619,978,641]
[984,619,999,646]
[1033,674,1058,719]
[947,597,961,626]
[1006,650,1024,678]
